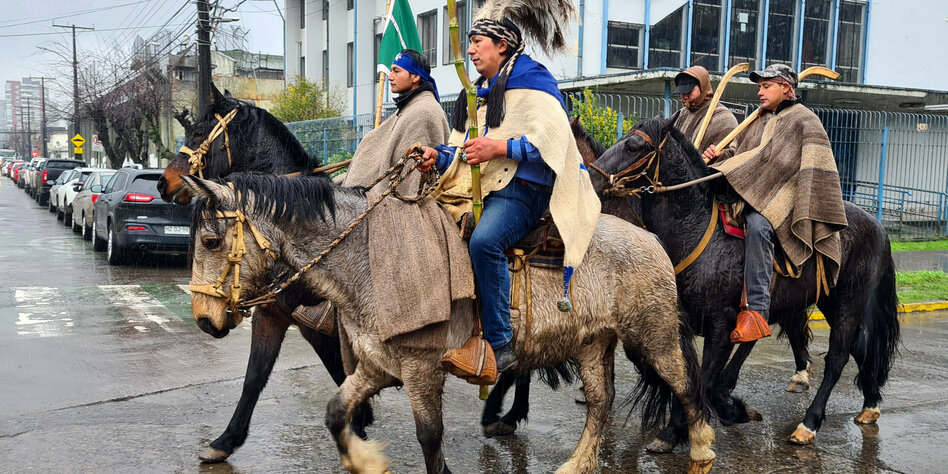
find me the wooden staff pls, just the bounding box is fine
[692,62,749,148]
[710,66,840,157]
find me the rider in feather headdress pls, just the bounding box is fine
[419,0,601,371]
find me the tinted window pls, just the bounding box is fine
[105,173,128,193]
[129,174,161,193]
[78,172,93,184]
[47,161,82,169]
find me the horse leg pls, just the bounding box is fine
[326,362,397,473]
[496,374,532,434]
[719,342,763,421]
[789,310,860,445]
[402,359,451,474]
[785,316,814,393]
[702,322,749,426]
[481,371,519,437]
[200,308,290,462]
[556,341,615,474]
[298,324,374,439]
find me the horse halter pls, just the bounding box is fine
[179,107,239,179]
[188,185,277,316]
[587,129,668,197]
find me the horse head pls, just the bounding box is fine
[179,173,337,337]
[159,83,312,204]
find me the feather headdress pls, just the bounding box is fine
[452,0,576,131]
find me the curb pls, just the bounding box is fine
[809,301,948,321]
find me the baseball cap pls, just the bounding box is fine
[673,73,700,94]
[749,64,798,88]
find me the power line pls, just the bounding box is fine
[0,1,150,29]
[0,23,193,38]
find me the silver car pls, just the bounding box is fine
[71,170,116,238]
[57,167,108,224]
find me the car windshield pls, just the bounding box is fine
[48,161,80,169]
[129,174,161,193]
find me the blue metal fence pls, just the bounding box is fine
[286,93,948,239]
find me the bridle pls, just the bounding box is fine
[179,107,239,179]
[188,184,276,316]
[586,129,668,198]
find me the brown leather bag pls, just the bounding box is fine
[440,336,497,386]
[730,309,772,343]
[292,301,336,336]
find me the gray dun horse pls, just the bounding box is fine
[181,173,716,473]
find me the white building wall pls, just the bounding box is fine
[864,0,948,91]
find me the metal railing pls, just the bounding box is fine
[286,92,948,239]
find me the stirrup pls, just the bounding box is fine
[730,310,772,343]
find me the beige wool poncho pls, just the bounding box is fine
[712,103,848,284]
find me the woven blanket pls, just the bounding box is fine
[711,103,848,284]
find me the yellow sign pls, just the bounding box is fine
[71,134,85,147]
[74,146,83,155]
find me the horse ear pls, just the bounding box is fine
[210,83,225,104]
[223,89,233,98]
[180,175,233,204]
[663,111,680,130]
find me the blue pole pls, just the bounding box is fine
[617,112,624,140]
[600,0,609,75]
[861,0,871,83]
[795,0,806,71]
[352,1,358,118]
[578,0,585,77]
[722,0,732,67]
[322,129,329,166]
[685,0,693,68]
[643,0,651,69]
[761,0,770,68]
[829,0,841,70]
[876,125,888,223]
[664,80,671,117]
[944,164,948,236]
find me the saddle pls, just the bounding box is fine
[458,211,565,265]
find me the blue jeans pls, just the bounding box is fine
[744,210,774,314]
[470,179,552,349]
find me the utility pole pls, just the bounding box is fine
[53,24,94,159]
[197,0,212,112]
[30,77,54,157]
[24,98,32,157]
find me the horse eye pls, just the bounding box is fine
[203,237,222,250]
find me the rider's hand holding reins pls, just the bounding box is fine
[418,147,439,173]
[702,145,720,162]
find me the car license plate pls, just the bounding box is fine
[164,225,189,235]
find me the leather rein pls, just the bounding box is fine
[179,108,239,179]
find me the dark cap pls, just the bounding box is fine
[673,72,700,94]
[750,63,798,88]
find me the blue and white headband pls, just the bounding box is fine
[392,52,440,102]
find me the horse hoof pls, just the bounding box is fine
[688,460,714,474]
[483,421,517,438]
[789,423,816,445]
[198,446,231,463]
[645,438,675,453]
[786,380,810,392]
[855,407,881,424]
[747,408,763,422]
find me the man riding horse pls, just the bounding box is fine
[673,65,738,160]
[418,4,600,371]
[703,64,849,343]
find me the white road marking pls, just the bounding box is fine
[98,285,187,333]
[14,287,73,338]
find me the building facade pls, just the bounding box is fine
[285,0,948,116]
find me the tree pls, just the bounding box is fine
[268,76,346,123]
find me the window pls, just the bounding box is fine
[443,1,467,65]
[835,1,865,82]
[691,0,723,70]
[649,6,685,68]
[347,42,354,88]
[606,21,641,69]
[300,56,305,77]
[323,0,328,21]
[130,174,161,193]
[347,0,353,11]
[323,50,329,89]
[728,0,760,68]
[767,0,796,64]
[104,173,126,194]
[801,0,832,70]
[417,9,438,65]
[300,0,305,29]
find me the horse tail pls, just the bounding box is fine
[624,318,707,433]
[854,247,901,395]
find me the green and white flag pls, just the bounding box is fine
[376,0,423,75]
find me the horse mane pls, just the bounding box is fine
[636,115,714,177]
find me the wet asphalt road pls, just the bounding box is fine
[1,177,948,473]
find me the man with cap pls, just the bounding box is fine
[340,48,449,196]
[702,64,848,343]
[673,65,738,159]
[417,6,600,372]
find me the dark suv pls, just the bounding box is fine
[91,168,191,265]
[34,158,85,206]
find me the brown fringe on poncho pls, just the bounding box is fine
[711,103,848,284]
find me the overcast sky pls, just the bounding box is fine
[0,0,283,116]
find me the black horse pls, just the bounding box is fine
[484,115,900,448]
[158,84,372,462]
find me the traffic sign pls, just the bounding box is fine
[74,147,83,155]
[71,134,85,147]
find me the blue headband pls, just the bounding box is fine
[392,52,440,102]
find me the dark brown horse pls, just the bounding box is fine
[158,84,372,462]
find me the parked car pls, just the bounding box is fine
[91,169,190,264]
[55,167,105,223]
[12,162,28,186]
[24,158,46,195]
[3,160,23,177]
[48,169,77,214]
[71,170,116,238]
[35,158,84,206]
